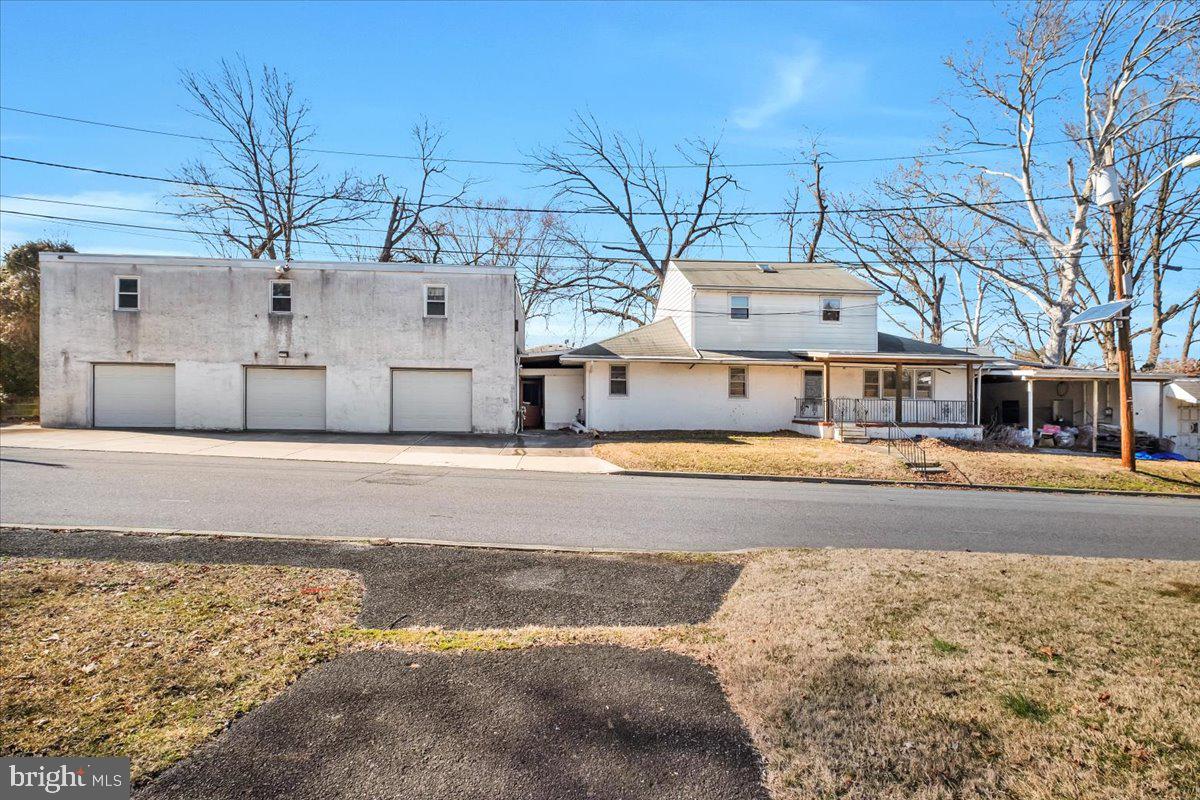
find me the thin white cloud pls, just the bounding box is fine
[733,51,820,130]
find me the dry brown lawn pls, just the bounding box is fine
[595,430,1200,494]
[6,548,1199,798]
[0,558,360,780]
[595,430,911,480]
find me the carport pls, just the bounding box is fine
[980,361,1178,451]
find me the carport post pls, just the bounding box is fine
[1026,378,1034,446]
[1092,379,1099,453]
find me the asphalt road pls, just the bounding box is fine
[2,447,1197,559]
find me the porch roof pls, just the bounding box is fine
[983,364,1180,382]
[792,333,992,364]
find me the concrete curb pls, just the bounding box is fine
[613,469,1200,499]
[0,522,738,557]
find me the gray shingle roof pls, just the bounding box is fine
[876,333,977,357]
[671,260,879,293]
[566,318,697,359]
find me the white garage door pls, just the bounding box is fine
[245,367,326,430]
[392,369,472,432]
[93,364,176,428]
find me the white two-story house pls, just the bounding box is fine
[39,253,525,434]
[559,259,992,441]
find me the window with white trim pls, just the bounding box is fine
[424,285,447,317]
[729,295,750,320]
[270,280,292,314]
[820,296,841,322]
[915,369,933,399]
[114,276,140,311]
[729,366,748,398]
[863,370,880,398]
[609,364,628,396]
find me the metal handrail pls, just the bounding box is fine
[887,421,929,479]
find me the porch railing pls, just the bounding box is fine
[795,397,971,425]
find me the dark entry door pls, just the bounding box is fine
[521,377,544,429]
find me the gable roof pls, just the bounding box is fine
[670,259,879,293]
[566,318,697,360]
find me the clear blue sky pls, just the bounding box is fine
[1,1,1190,354]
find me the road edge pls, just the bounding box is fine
[613,469,1200,499]
[0,522,754,556]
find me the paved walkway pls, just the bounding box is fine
[0,424,621,473]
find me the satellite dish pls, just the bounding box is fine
[1064,299,1133,327]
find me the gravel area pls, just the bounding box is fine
[0,528,740,628]
[137,647,768,800]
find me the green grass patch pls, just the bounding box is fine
[1000,691,1052,723]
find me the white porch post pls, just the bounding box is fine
[1158,382,1164,438]
[1026,378,1035,446]
[1092,378,1099,453]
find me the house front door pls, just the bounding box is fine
[803,370,824,400]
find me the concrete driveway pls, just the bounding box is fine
[0,424,620,473]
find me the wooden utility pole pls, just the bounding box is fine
[1107,154,1137,471]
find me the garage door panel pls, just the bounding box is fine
[245,367,326,430]
[392,369,472,432]
[93,364,175,428]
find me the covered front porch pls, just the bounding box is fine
[790,355,989,442]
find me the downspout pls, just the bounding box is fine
[1026,378,1035,446]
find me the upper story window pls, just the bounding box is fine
[820,296,842,322]
[729,295,750,320]
[270,280,292,314]
[729,366,748,398]
[609,364,628,396]
[114,276,140,311]
[425,285,447,317]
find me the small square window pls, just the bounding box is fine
[729,295,750,320]
[729,366,748,398]
[115,276,140,310]
[270,281,292,314]
[425,285,447,317]
[609,364,628,396]
[820,296,841,322]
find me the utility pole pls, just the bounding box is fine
[1105,146,1137,471]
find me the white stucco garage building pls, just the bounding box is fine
[39,253,524,433]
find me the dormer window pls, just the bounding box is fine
[729,295,750,320]
[820,296,842,322]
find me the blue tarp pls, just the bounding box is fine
[1134,451,1190,461]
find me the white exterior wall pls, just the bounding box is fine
[40,254,521,433]
[691,290,877,351]
[652,264,695,345]
[1132,381,1173,438]
[825,366,968,402]
[584,361,803,432]
[520,367,585,429]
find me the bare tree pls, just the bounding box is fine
[531,114,750,324]
[932,0,1199,364]
[778,144,829,262]
[374,122,475,263]
[174,58,371,259]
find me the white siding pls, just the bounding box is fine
[521,367,585,429]
[652,264,695,345]
[691,290,877,351]
[584,361,802,432]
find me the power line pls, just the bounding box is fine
[4,194,1195,271]
[0,104,1083,170]
[0,154,1079,217]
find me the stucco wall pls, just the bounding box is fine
[691,290,877,351]
[520,367,584,429]
[39,254,521,433]
[584,361,804,432]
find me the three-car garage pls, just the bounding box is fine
[90,364,476,433]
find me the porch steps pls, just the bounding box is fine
[907,462,947,476]
[836,424,871,444]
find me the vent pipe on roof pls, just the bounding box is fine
[757,263,777,273]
